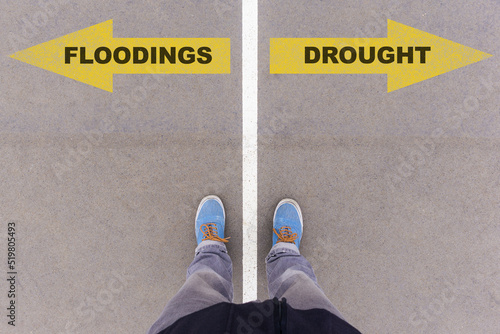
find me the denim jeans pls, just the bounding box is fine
[147,241,343,334]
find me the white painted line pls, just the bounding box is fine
[242,0,258,302]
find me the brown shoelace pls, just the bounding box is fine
[273,226,298,244]
[200,223,230,243]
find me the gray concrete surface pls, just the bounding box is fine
[258,1,499,333]
[0,1,241,333]
[0,0,498,333]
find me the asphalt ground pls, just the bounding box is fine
[0,0,499,333]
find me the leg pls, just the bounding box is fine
[148,195,231,333]
[267,198,344,320]
[147,240,233,334]
[266,242,344,320]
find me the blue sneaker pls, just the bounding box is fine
[195,195,229,245]
[273,199,303,249]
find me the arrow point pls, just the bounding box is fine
[9,20,115,91]
[478,51,493,61]
[387,19,493,91]
[10,50,29,62]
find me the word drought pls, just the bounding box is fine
[305,46,431,64]
[10,20,230,92]
[65,46,212,65]
[270,20,492,92]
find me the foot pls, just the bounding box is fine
[195,195,229,245]
[272,198,303,249]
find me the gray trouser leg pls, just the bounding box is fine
[147,241,233,334]
[265,242,345,320]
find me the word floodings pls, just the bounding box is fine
[65,46,213,65]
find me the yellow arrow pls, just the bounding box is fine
[10,20,230,92]
[270,20,492,92]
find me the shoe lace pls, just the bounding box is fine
[200,223,230,243]
[273,226,298,244]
